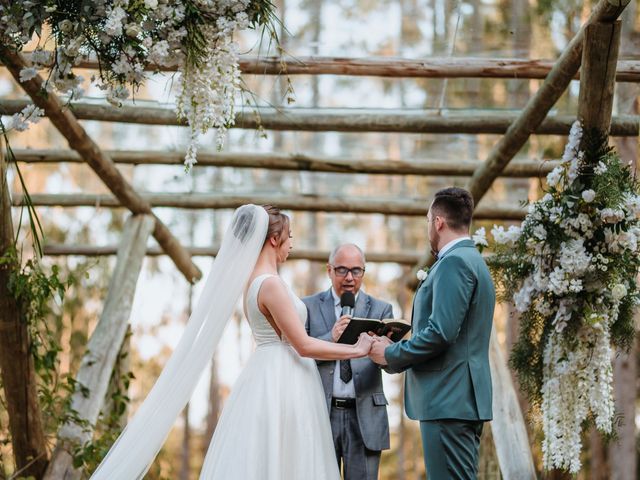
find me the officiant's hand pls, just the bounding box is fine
[368,335,392,365]
[331,314,352,342]
[354,332,374,356]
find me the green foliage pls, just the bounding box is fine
[72,364,135,473]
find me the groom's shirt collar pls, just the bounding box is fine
[437,236,471,259]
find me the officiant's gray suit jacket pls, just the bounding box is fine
[303,290,393,451]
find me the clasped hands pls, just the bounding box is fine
[334,315,391,366]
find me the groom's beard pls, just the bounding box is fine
[429,231,440,258]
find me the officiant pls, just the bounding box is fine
[303,244,394,480]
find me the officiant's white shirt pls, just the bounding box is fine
[331,288,356,398]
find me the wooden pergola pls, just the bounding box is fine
[0,0,634,478]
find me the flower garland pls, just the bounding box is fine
[0,0,279,170]
[484,121,640,473]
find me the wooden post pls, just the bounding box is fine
[577,21,622,141]
[11,148,561,178]
[0,47,201,284]
[466,0,631,205]
[489,330,537,479]
[43,214,155,480]
[0,99,638,136]
[575,19,623,480]
[21,53,640,82]
[11,192,528,220]
[0,145,49,477]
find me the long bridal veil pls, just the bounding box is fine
[91,204,268,479]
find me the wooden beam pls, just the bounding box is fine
[0,99,638,136]
[578,21,622,139]
[11,193,528,220]
[489,330,537,479]
[44,215,156,480]
[12,148,559,178]
[0,142,48,477]
[42,244,424,265]
[466,0,631,205]
[0,47,201,283]
[23,54,640,82]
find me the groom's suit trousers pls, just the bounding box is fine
[420,419,483,480]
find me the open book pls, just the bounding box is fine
[337,317,411,344]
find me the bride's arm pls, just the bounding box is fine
[259,277,372,360]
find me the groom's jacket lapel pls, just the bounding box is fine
[409,239,474,331]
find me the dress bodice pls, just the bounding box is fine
[244,274,307,346]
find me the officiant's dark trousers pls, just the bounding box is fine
[330,405,380,480]
[420,419,483,480]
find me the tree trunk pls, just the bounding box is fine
[0,142,49,478]
[609,7,639,476]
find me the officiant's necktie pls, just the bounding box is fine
[340,359,352,383]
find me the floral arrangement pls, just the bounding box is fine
[484,121,640,473]
[0,0,279,169]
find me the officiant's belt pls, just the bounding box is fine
[332,397,356,409]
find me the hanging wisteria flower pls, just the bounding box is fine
[0,0,281,168]
[486,121,640,473]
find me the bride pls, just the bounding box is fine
[91,204,374,479]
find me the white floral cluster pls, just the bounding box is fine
[541,320,614,473]
[3,104,44,133]
[0,0,272,170]
[489,121,640,473]
[176,0,253,169]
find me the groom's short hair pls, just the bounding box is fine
[431,187,474,231]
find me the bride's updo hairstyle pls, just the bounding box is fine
[262,205,290,246]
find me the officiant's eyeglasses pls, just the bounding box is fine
[331,266,365,278]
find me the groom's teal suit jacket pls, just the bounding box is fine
[385,239,495,421]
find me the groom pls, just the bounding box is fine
[369,187,495,479]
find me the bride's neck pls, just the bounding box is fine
[254,247,279,273]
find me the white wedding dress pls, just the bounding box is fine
[199,274,340,479]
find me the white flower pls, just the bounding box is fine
[533,224,547,240]
[546,167,563,189]
[105,6,127,36]
[144,0,158,8]
[600,208,624,224]
[582,189,596,203]
[594,161,607,175]
[611,284,627,301]
[30,49,51,66]
[6,104,44,132]
[19,67,38,83]
[125,23,142,38]
[416,269,428,281]
[514,277,535,312]
[472,227,488,247]
[58,19,74,33]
